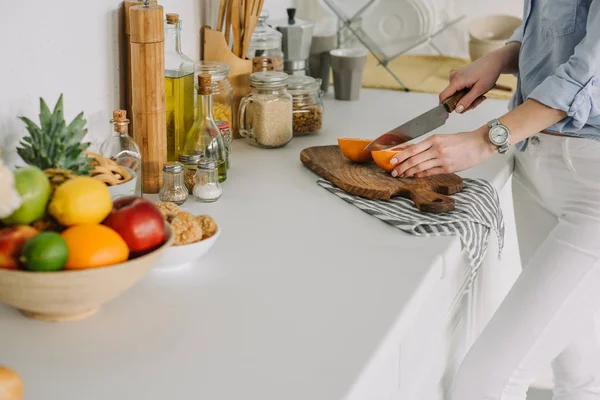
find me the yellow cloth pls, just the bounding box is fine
[361,54,517,100]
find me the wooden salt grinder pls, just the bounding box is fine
[123,0,156,137]
[130,2,166,193]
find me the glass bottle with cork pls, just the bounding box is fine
[165,13,195,162]
[182,73,228,183]
[99,110,143,197]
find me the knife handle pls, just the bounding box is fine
[442,88,469,113]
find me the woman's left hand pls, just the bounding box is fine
[390,127,497,178]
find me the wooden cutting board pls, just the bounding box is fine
[300,145,464,213]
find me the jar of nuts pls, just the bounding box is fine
[247,10,284,73]
[287,75,324,136]
[195,61,234,129]
[179,152,203,194]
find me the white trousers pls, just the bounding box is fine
[449,134,600,400]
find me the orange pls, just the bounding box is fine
[337,138,373,163]
[61,224,129,270]
[372,149,405,173]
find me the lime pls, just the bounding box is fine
[20,232,69,272]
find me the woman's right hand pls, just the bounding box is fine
[439,51,506,114]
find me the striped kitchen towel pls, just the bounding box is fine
[317,178,505,287]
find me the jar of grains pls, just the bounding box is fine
[247,10,284,73]
[287,75,324,136]
[194,61,234,127]
[179,152,203,193]
[238,72,293,149]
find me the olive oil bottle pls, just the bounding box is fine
[164,13,194,162]
[182,74,228,183]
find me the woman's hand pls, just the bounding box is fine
[390,128,497,178]
[440,50,508,114]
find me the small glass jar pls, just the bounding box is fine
[159,162,188,205]
[216,120,232,169]
[193,160,223,203]
[195,61,234,128]
[238,72,293,149]
[287,75,324,136]
[248,10,284,73]
[179,153,202,194]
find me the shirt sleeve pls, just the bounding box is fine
[506,22,524,44]
[527,0,600,131]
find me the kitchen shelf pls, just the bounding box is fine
[323,0,466,91]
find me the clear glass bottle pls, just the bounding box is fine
[99,110,143,198]
[165,13,195,162]
[287,75,324,136]
[193,159,223,203]
[182,74,228,183]
[195,61,234,129]
[248,10,284,73]
[159,162,188,205]
[179,152,202,194]
[238,72,293,149]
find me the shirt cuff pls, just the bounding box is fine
[527,74,599,130]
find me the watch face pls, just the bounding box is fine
[490,125,509,145]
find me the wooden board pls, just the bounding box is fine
[300,145,464,213]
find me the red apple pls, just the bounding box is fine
[103,197,166,253]
[0,226,39,269]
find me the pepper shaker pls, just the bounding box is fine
[159,162,188,205]
[193,159,223,202]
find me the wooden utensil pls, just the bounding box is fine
[241,0,262,59]
[300,145,464,213]
[224,0,234,43]
[241,0,252,58]
[217,0,228,32]
[231,0,242,57]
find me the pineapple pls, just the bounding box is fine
[16,94,93,193]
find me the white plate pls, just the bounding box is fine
[360,0,427,47]
[152,226,221,272]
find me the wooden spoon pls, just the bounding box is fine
[224,0,234,43]
[241,0,253,58]
[231,0,242,57]
[217,0,227,32]
[241,0,264,58]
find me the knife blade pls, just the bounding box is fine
[364,88,469,151]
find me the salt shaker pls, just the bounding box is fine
[193,159,223,202]
[159,162,188,205]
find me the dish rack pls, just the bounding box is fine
[323,0,465,91]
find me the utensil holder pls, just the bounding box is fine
[202,26,252,139]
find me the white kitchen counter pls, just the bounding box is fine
[0,89,521,400]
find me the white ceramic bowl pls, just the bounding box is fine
[108,168,137,200]
[468,15,522,43]
[469,39,505,61]
[152,226,221,271]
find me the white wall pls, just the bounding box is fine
[0,0,522,168]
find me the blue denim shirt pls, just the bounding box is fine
[508,0,600,149]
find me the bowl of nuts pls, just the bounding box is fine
[152,202,220,271]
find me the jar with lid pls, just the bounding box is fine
[193,159,223,203]
[247,10,284,73]
[287,75,324,136]
[159,162,188,205]
[179,153,202,194]
[238,72,293,149]
[195,61,234,130]
[215,120,231,169]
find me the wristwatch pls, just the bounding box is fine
[487,119,511,154]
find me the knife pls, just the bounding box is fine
[364,88,469,152]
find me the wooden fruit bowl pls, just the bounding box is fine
[0,223,173,322]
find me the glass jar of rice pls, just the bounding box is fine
[194,61,234,128]
[238,72,293,149]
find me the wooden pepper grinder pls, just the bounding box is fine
[123,0,156,137]
[129,0,167,193]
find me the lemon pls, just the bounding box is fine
[48,177,112,226]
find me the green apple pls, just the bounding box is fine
[1,166,51,226]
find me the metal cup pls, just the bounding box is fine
[330,48,368,101]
